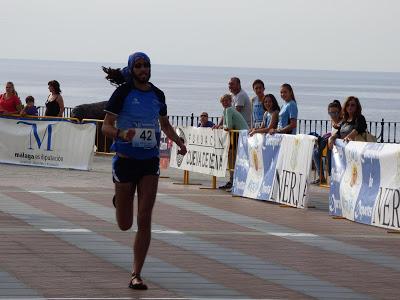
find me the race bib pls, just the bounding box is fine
[132,128,156,149]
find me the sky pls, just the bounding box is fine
[2,0,400,72]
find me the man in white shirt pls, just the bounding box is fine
[229,77,251,127]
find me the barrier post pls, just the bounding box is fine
[82,118,114,155]
[173,169,202,186]
[212,176,216,189]
[184,170,189,184]
[199,175,217,190]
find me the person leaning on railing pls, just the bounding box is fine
[328,96,367,149]
[269,83,298,135]
[249,93,280,136]
[214,94,249,191]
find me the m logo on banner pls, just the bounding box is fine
[17,121,54,151]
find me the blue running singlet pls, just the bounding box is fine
[105,82,167,159]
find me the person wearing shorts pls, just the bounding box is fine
[102,52,187,290]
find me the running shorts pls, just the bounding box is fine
[112,156,160,184]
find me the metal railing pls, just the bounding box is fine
[297,118,398,144]
[37,106,73,118]
[37,106,399,143]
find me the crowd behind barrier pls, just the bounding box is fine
[3,111,400,230]
[34,106,400,144]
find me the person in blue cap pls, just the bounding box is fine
[102,52,187,290]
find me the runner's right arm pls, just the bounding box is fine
[102,113,135,141]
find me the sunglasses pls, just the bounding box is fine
[133,62,150,69]
[200,114,208,117]
[328,111,339,116]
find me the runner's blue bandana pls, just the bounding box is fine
[121,52,151,82]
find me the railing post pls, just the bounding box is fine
[190,113,194,127]
[380,118,385,143]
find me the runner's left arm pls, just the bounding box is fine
[159,116,187,155]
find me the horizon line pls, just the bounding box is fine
[1,57,400,75]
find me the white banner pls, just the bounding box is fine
[169,127,230,177]
[233,133,315,208]
[330,140,400,230]
[271,134,316,208]
[0,116,96,170]
[232,132,283,200]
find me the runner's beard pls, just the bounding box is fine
[133,71,151,84]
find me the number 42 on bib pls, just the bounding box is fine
[132,128,156,149]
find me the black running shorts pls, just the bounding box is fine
[112,156,160,184]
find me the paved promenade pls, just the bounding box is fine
[1,156,400,299]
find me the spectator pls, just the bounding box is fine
[45,80,65,117]
[251,79,266,128]
[197,112,214,127]
[229,77,251,127]
[249,94,280,136]
[20,96,38,116]
[220,94,249,131]
[270,83,298,134]
[328,96,367,148]
[217,94,249,191]
[312,100,342,184]
[0,82,22,114]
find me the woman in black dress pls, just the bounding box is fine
[45,80,65,117]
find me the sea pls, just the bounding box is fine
[1,58,400,122]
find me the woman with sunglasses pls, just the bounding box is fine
[102,52,187,290]
[312,100,342,184]
[328,96,367,149]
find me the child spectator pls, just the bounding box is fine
[311,100,342,184]
[21,96,38,116]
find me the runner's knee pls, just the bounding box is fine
[118,219,133,231]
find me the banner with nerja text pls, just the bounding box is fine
[232,133,316,208]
